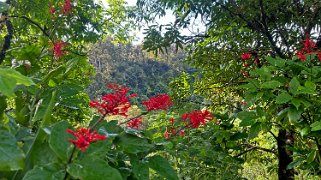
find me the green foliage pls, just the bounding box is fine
[0,127,25,171]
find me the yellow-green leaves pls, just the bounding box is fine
[0,68,34,97]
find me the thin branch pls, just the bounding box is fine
[236,144,277,157]
[9,15,50,38]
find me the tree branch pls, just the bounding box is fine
[235,144,277,157]
[9,15,50,38]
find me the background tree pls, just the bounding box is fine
[134,0,321,179]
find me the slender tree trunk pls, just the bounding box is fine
[276,129,294,180]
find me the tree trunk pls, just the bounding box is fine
[276,129,294,180]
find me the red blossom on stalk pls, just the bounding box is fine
[50,40,67,59]
[179,130,185,136]
[163,130,170,139]
[296,50,306,62]
[61,0,72,15]
[169,117,175,125]
[181,110,213,128]
[142,94,173,111]
[127,117,142,129]
[48,2,55,14]
[66,128,107,152]
[303,35,316,53]
[241,53,252,60]
[89,84,137,116]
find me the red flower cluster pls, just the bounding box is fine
[142,94,173,111]
[67,128,107,152]
[163,128,184,139]
[51,40,67,59]
[89,84,137,116]
[241,53,252,60]
[127,117,143,129]
[61,0,72,15]
[296,35,321,62]
[181,110,213,128]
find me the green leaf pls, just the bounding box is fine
[131,156,149,180]
[291,98,301,109]
[0,68,34,97]
[266,56,286,67]
[67,158,122,180]
[49,121,73,162]
[306,150,317,164]
[148,155,179,180]
[237,111,257,126]
[289,77,300,95]
[0,128,25,171]
[115,134,153,154]
[251,67,271,80]
[288,106,301,124]
[310,121,321,131]
[261,80,283,89]
[298,81,316,94]
[287,157,305,170]
[300,127,310,137]
[22,163,64,180]
[0,2,9,13]
[276,91,292,104]
[248,122,262,139]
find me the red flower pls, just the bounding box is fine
[89,84,137,116]
[303,36,316,53]
[179,130,185,136]
[142,94,173,111]
[241,53,252,60]
[163,130,170,139]
[61,0,72,15]
[50,40,67,59]
[169,117,175,125]
[296,50,306,62]
[127,117,142,129]
[67,128,107,152]
[181,110,213,128]
[48,2,55,14]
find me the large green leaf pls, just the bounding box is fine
[0,128,25,171]
[22,163,64,180]
[67,158,122,180]
[289,77,300,95]
[266,56,286,68]
[288,106,301,124]
[276,91,292,104]
[248,122,263,139]
[261,80,282,89]
[49,121,73,162]
[131,156,149,180]
[148,155,179,180]
[0,68,34,97]
[310,121,321,131]
[237,111,257,126]
[115,133,153,154]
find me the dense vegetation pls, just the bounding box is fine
[1,0,321,180]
